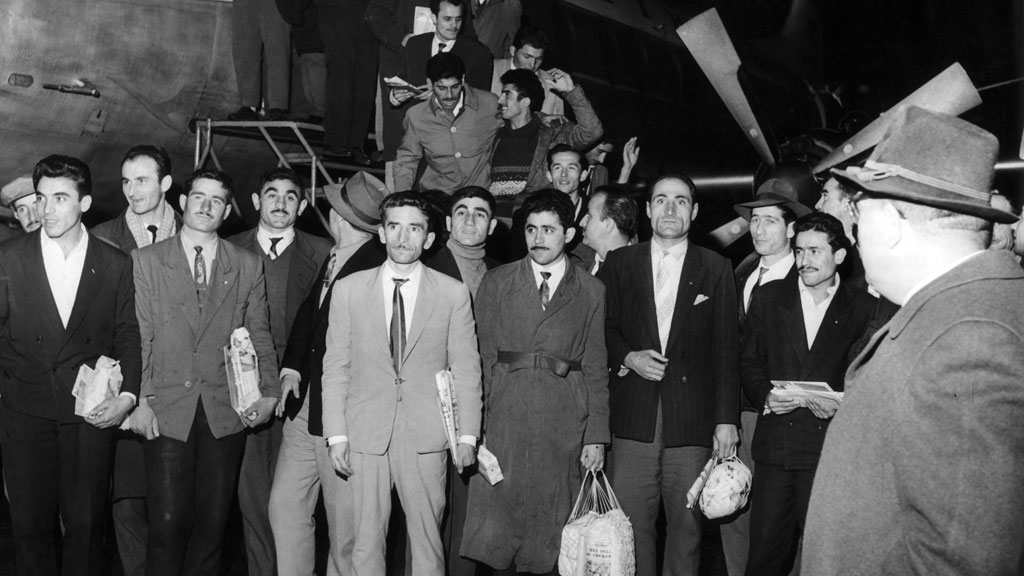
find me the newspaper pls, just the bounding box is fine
[413,6,435,35]
[765,380,843,415]
[384,76,428,96]
[436,369,460,461]
[72,356,123,417]
[224,327,262,422]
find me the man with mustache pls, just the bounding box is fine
[462,189,608,575]
[131,169,279,576]
[1,175,41,235]
[394,52,501,194]
[739,212,874,576]
[228,167,331,576]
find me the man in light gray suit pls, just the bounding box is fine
[322,191,482,576]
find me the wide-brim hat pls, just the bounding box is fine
[1,175,34,208]
[734,178,813,220]
[831,105,1016,224]
[324,171,389,233]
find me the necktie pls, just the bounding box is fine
[746,266,769,311]
[438,42,447,53]
[147,225,158,244]
[391,278,408,374]
[269,237,282,259]
[323,252,337,287]
[539,271,551,310]
[655,250,673,350]
[194,246,206,286]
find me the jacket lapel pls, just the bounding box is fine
[540,256,578,320]
[195,240,238,343]
[637,244,660,348]
[403,266,437,362]
[166,237,202,336]
[368,266,390,361]
[22,233,65,335]
[664,247,705,354]
[58,238,110,353]
[781,284,809,361]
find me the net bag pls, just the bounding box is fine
[558,470,635,576]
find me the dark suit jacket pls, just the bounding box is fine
[739,275,875,469]
[0,230,142,422]
[92,209,183,254]
[280,239,386,433]
[600,242,740,447]
[133,236,278,442]
[227,228,332,363]
[804,250,1024,576]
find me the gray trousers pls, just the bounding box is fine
[718,410,757,576]
[231,0,290,109]
[239,417,283,576]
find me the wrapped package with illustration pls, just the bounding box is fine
[72,355,124,417]
[224,327,262,420]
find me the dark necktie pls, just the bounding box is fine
[194,246,207,286]
[746,266,768,311]
[539,271,551,310]
[323,252,337,287]
[438,42,447,53]
[147,225,158,244]
[391,278,409,374]
[269,237,282,259]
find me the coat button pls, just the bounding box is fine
[681,376,687,383]
[450,126,457,133]
[185,381,192,388]
[454,152,462,158]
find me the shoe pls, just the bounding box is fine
[263,108,289,121]
[227,106,259,121]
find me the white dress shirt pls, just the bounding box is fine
[530,253,567,297]
[651,239,688,352]
[431,34,456,56]
[256,226,295,259]
[41,225,89,328]
[742,251,795,313]
[798,276,841,348]
[180,234,219,278]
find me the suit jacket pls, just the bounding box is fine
[0,230,141,422]
[739,275,874,469]
[321,262,482,455]
[280,239,387,432]
[132,236,279,442]
[600,242,740,447]
[227,228,332,363]
[92,209,183,254]
[803,250,1024,576]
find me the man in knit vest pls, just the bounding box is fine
[228,167,331,576]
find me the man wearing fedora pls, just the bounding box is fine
[720,177,809,576]
[227,167,331,576]
[1,175,41,234]
[803,106,1024,575]
[269,171,387,576]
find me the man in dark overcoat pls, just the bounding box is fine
[461,189,609,574]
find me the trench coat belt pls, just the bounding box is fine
[496,351,582,377]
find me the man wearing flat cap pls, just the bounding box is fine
[270,171,388,576]
[1,175,41,234]
[802,106,1024,575]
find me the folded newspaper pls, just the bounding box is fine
[224,327,262,421]
[436,369,504,485]
[765,380,843,415]
[72,356,123,417]
[385,76,428,95]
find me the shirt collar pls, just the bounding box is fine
[40,224,89,257]
[432,89,467,116]
[256,225,295,255]
[798,274,841,300]
[432,35,457,53]
[758,251,795,279]
[180,232,219,262]
[530,253,567,278]
[651,238,688,260]
[383,259,424,284]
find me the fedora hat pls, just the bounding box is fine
[832,105,1016,224]
[324,171,389,233]
[1,175,34,208]
[734,178,812,220]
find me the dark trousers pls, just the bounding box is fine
[145,401,246,576]
[238,417,283,576]
[744,462,814,576]
[112,432,148,576]
[443,461,478,576]
[0,401,113,576]
[318,0,379,149]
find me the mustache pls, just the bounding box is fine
[530,246,549,251]
[799,266,818,273]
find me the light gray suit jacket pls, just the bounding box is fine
[132,235,279,442]
[321,262,482,455]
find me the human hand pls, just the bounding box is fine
[622,137,639,170]
[455,443,477,474]
[277,374,300,417]
[541,68,575,92]
[539,113,567,128]
[391,88,416,105]
[86,395,135,429]
[130,400,160,440]
[713,424,739,458]
[805,396,839,419]
[624,350,668,381]
[580,444,605,472]
[329,441,353,477]
[243,397,279,428]
[766,391,800,415]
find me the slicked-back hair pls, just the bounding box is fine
[426,52,466,83]
[499,69,544,114]
[122,145,172,180]
[793,212,850,253]
[33,155,92,198]
[380,191,436,233]
[521,189,575,230]
[592,185,638,239]
[449,186,496,217]
[184,168,234,202]
[259,166,304,193]
[546,143,582,170]
[648,172,697,201]
[512,25,550,52]
[430,0,465,14]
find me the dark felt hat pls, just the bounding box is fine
[324,171,389,233]
[832,106,1016,224]
[734,178,813,220]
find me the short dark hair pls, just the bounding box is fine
[122,145,172,180]
[380,191,435,233]
[499,69,544,114]
[426,52,466,83]
[546,143,582,170]
[33,155,92,197]
[259,167,304,193]
[521,189,575,230]
[649,172,697,201]
[793,212,850,253]
[449,186,496,217]
[753,203,798,225]
[183,168,234,202]
[592,185,638,239]
[430,0,465,15]
[512,26,550,52]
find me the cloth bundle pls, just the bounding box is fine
[559,470,635,576]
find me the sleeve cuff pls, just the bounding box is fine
[327,435,348,446]
[279,368,301,381]
[458,435,477,447]
[118,391,137,405]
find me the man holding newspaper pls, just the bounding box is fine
[321,191,482,576]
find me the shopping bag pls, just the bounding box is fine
[558,470,635,576]
[686,451,752,519]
